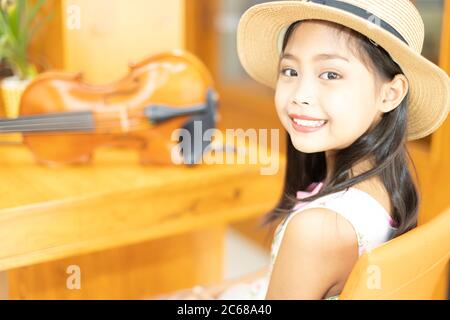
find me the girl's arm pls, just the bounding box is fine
[266,208,358,299]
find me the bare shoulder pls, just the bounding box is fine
[281,207,359,261]
[265,207,359,299]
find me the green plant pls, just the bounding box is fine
[0,0,47,80]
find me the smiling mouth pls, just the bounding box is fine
[291,118,328,127]
[290,117,328,133]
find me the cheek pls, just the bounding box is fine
[274,88,290,122]
[325,92,378,138]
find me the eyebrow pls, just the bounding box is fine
[281,52,350,63]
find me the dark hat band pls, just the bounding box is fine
[309,0,409,46]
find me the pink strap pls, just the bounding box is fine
[294,181,324,211]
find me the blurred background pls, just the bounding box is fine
[0,0,449,299]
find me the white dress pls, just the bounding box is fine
[217,182,398,300]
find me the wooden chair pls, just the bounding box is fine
[340,207,450,299]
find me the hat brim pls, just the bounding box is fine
[237,1,450,141]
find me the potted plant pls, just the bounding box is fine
[0,0,46,118]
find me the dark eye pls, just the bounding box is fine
[320,71,341,80]
[280,68,298,77]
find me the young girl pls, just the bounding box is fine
[161,0,450,300]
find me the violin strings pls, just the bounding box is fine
[0,119,147,133]
[0,103,208,133]
[0,114,151,133]
[0,108,144,125]
[0,103,203,125]
[0,107,147,119]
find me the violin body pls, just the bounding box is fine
[4,50,218,166]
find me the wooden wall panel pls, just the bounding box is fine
[62,0,184,83]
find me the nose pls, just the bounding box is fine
[290,76,315,106]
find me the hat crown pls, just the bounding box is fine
[306,0,425,53]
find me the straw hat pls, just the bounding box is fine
[237,0,450,141]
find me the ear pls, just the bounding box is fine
[379,74,409,113]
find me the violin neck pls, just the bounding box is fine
[0,111,95,133]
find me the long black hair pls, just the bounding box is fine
[260,19,419,243]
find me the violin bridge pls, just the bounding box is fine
[119,105,130,132]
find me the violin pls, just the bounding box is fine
[0,50,219,166]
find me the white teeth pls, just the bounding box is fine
[293,119,327,127]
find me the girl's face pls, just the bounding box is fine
[275,21,386,153]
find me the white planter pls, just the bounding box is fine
[1,75,32,119]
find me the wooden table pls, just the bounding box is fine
[0,138,284,299]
